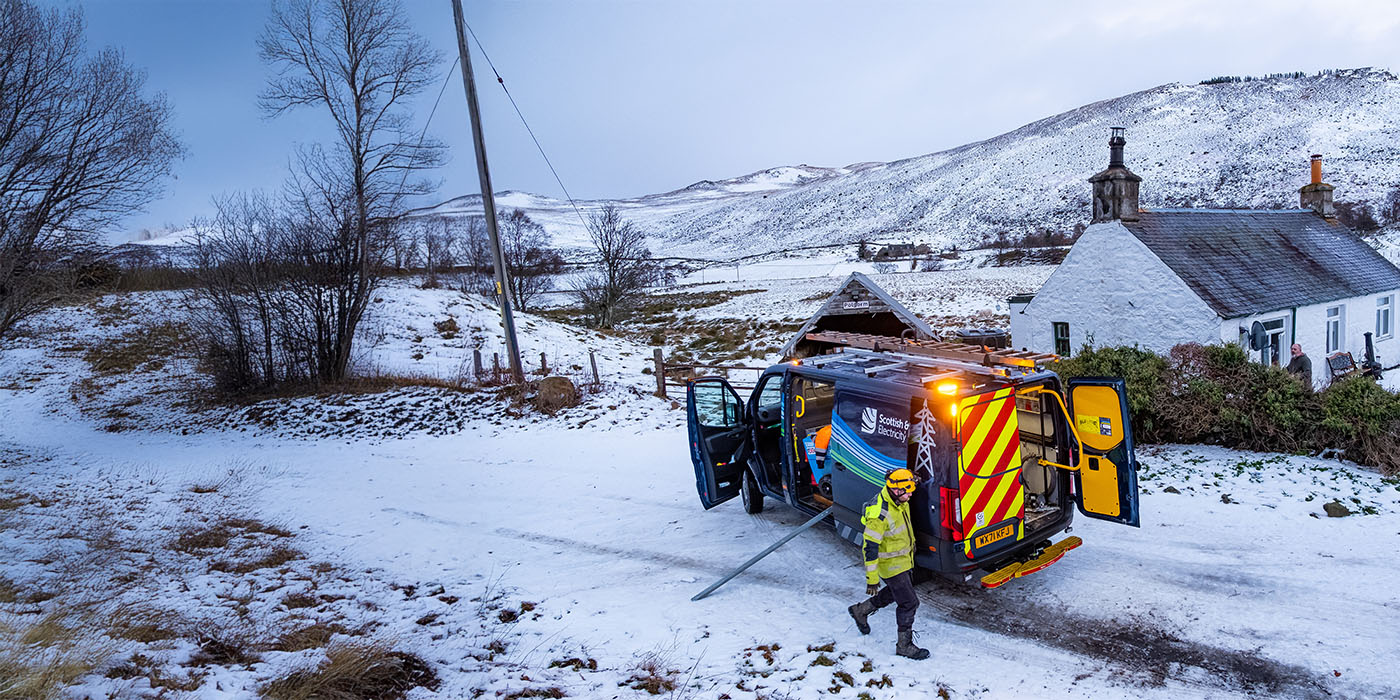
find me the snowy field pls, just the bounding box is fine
[0,264,1398,699]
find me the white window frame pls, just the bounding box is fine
[1052,322,1070,356]
[1326,305,1345,354]
[1260,317,1287,366]
[1377,295,1394,340]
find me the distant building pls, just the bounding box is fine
[1009,129,1400,383]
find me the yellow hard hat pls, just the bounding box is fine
[886,468,917,493]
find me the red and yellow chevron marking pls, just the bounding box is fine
[957,387,1025,555]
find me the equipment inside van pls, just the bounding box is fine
[686,331,1141,588]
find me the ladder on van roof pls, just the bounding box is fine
[802,330,1059,370]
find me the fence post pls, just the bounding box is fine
[493,353,501,384]
[589,350,600,387]
[473,349,483,383]
[653,348,666,398]
[540,352,548,375]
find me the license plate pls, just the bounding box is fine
[974,523,1014,549]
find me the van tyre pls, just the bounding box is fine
[741,468,764,514]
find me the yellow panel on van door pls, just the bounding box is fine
[1070,385,1124,453]
[1081,455,1121,517]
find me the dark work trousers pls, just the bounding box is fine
[870,571,918,631]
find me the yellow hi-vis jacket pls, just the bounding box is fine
[862,487,914,585]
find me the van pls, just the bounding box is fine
[685,334,1140,587]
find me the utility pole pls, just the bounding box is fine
[451,0,523,382]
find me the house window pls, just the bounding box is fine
[1052,322,1070,356]
[1261,318,1286,366]
[1378,295,1394,340]
[1326,305,1345,354]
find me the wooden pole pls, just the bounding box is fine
[451,0,523,383]
[653,348,666,398]
[473,349,483,383]
[540,351,548,375]
[589,350,600,386]
[493,353,501,384]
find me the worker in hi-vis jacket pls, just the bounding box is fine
[847,468,930,660]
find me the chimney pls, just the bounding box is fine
[1299,154,1335,219]
[1088,126,1142,223]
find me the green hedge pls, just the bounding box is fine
[1055,343,1400,474]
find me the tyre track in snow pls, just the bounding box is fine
[486,522,1380,699]
[912,576,1366,700]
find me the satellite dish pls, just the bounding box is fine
[1248,321,1266,351]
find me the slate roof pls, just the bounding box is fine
[1121,209,1400,318]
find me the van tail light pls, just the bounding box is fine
[939,487,963,541]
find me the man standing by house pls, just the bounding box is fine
[1287,344,1313,387]
[847,469,930,660]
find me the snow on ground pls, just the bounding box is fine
[1,265,1398,698]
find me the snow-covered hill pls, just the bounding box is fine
[420,67,1400,258]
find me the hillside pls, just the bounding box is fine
[418,67,1400,258]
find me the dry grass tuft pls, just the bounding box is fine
[281,592,320,610]
[210,544,301,574]
[189,631,260,667]
[272,622,352,652]
[624,652,679,695]
[107,608,183,643]
[503,688,567,699]
[173,523,234,553]
[0,578,17,604]
[261,641,439,700]
[222,517,293,538]
[82,321,192,375]
[0,493,31,511]
[0,613,114,700]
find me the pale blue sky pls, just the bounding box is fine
[54,0,1400,239]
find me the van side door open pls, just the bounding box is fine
[687,378,748,510]
[1066,378,1141,527]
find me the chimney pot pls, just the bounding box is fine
[1300,153,1335,218]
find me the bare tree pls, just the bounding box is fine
[446,215,490,295]
[0,0,183,341]
[415,216,459,288]
[184,193,291,391]
[573,205,660,328]
[498,209,558,311]
[258,0,443,380]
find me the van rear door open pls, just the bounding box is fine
[687,378,748,509]
[1066,378,1141,527]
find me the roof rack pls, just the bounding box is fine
[803,331,1059,371]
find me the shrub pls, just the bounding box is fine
[1058,342,1400,474]
[1320,376,1400,472]
[1054,344,1167,439]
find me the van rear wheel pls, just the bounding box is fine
[741,468,764,514]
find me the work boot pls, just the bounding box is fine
[895,628,930,660]
[848,599,877,635]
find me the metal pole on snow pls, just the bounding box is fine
[691,507,833,602]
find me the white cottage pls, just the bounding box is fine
[1010,129,1400,384]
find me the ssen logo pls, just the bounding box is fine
[856,406,910,441]
[860,407,879,433]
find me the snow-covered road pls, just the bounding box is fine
[3,372,1396,698]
